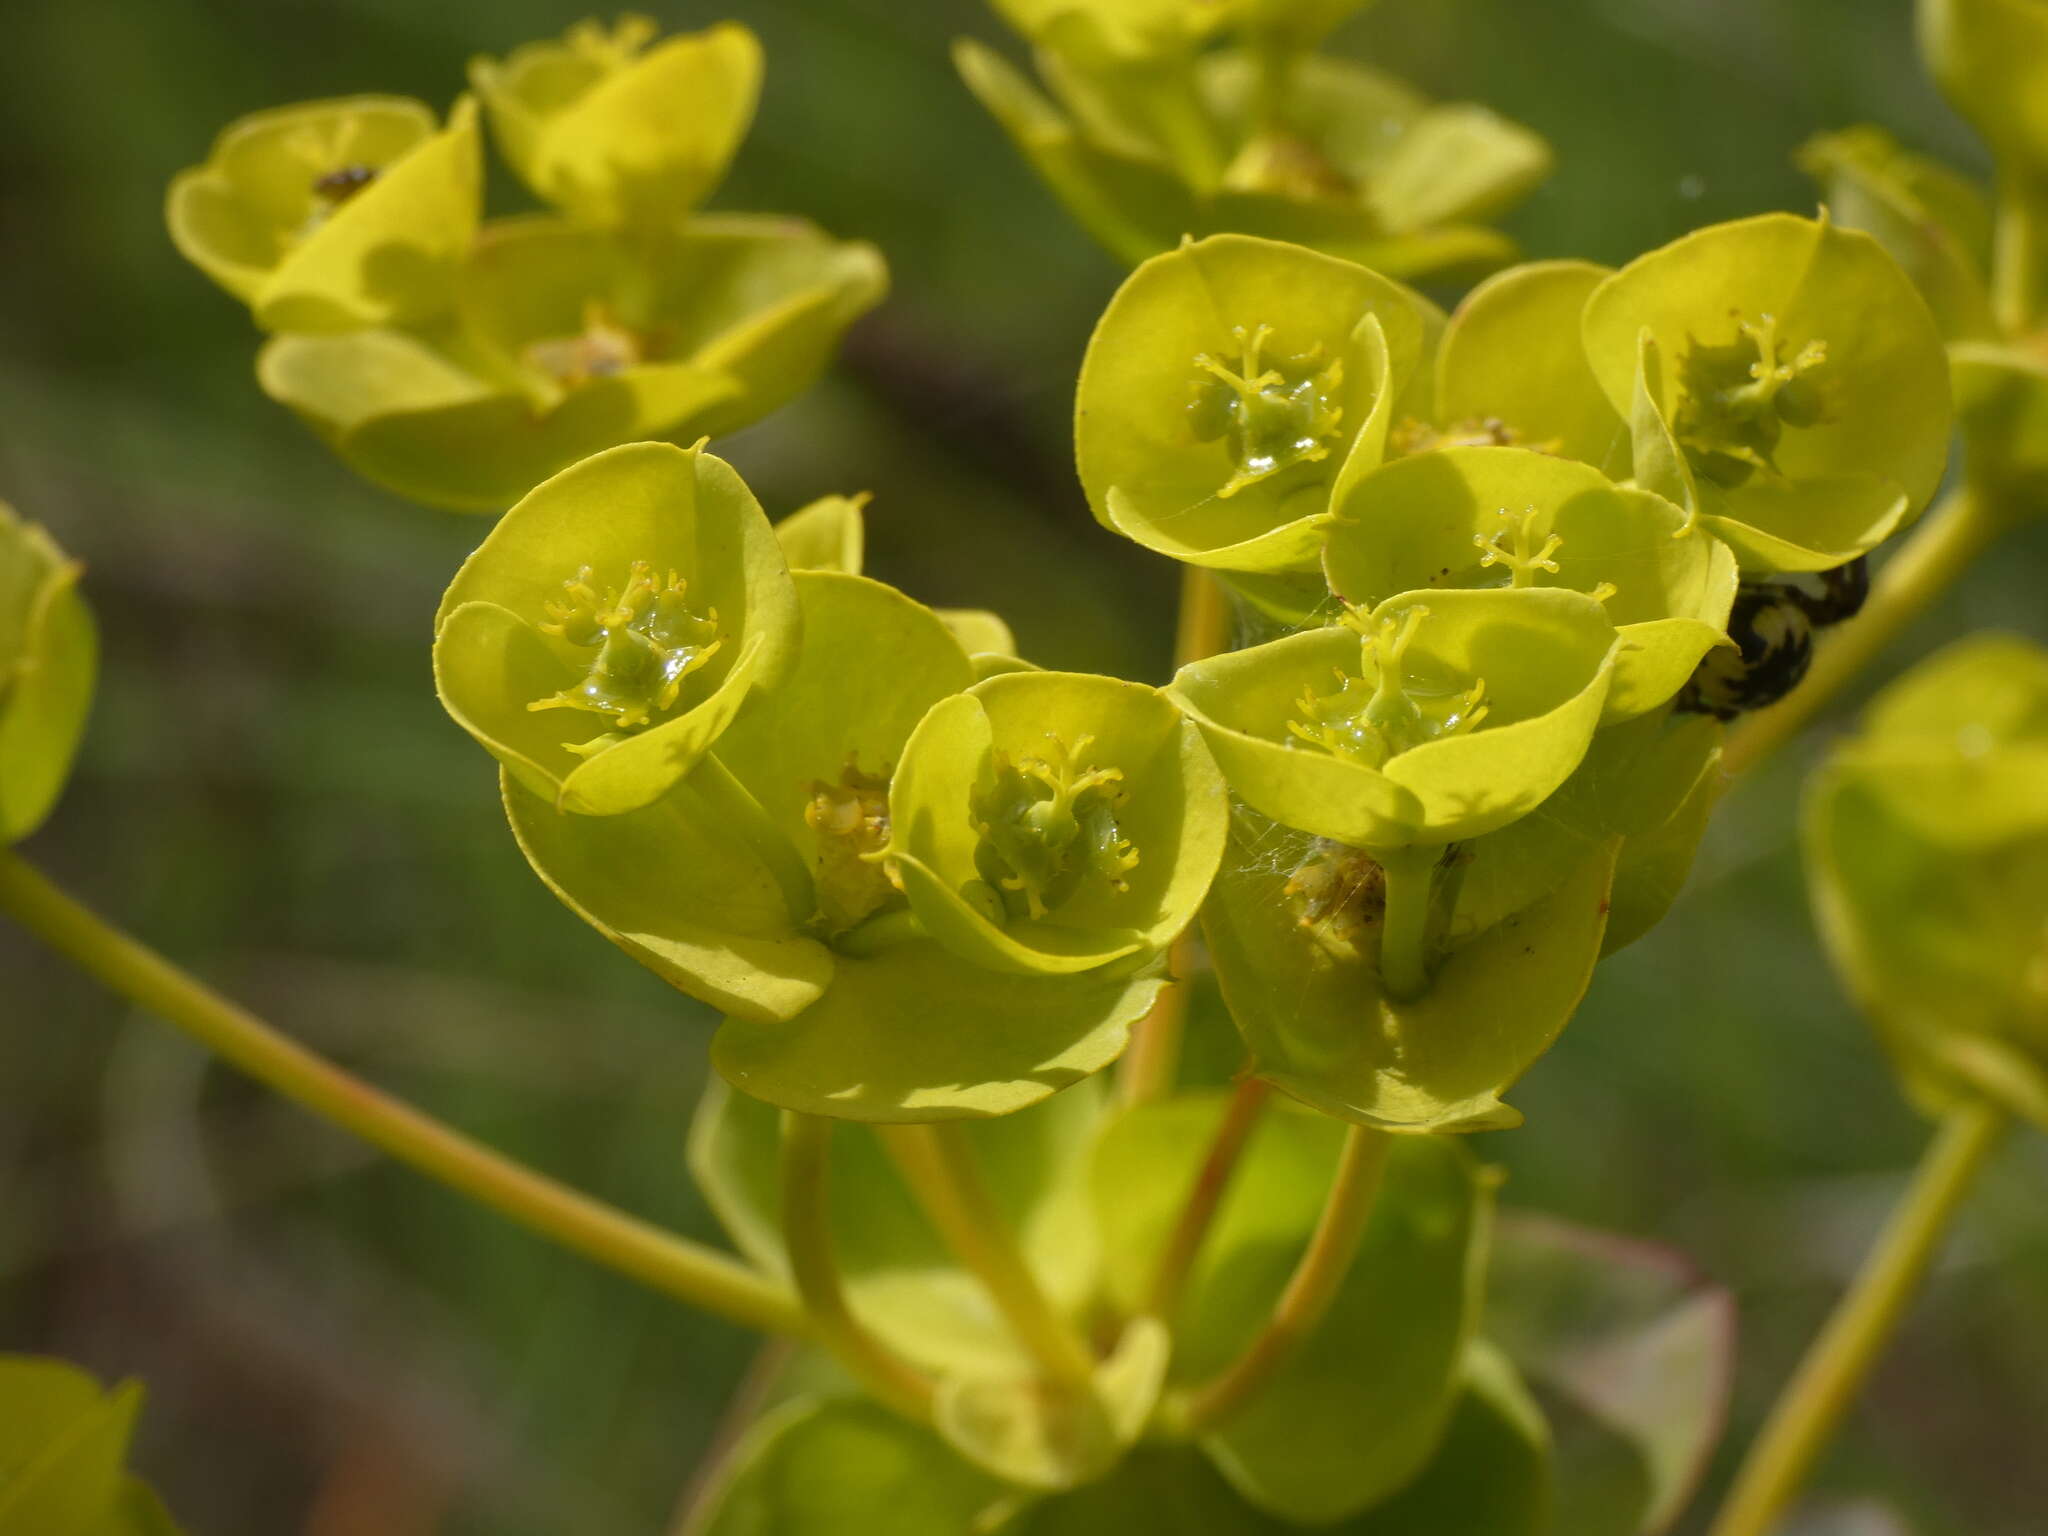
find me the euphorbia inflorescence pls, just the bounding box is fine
[1674,312,1830,488]
[972,734,1141,920]
[1189,324,1345,497]
[1288,607,1489,770]
[528,562,723,740]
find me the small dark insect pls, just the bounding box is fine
[1779,554,1870,627]
[312,164,379,204]
[1678,583,1814,719]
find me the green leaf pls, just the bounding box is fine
[1325,446,1736,721]
[1006,1344,1549,1532]
[882,671,1227,977]
[1196,1131,1488,1521]
[0,504,96,845]
[1583,213,1951,574]
[168,94,480,331]
[433,442,801,813]
[682,1397,1006,1536]
[470,19,761,228]
[1076,233,1439,572]
[1170,587,1620,847]
[0,1357,180,1536]
[1202,809,1617,1130]
[688,1077,1104,1378]
[1087,1096,1488,1518]
[773,494,868,574]
[1797,127,1996,343]
[1338,1342,1550,1536]
[1488,1214,1736,1534]
[1433,259,1630,473]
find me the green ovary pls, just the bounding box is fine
[1288,607,1489,770]
[971,734,1140,922]
[1187,324,1345,498]
[1673,312,1828,487]
[528,561,722,748]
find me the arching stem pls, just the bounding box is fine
[0,849,806,1338]
[780,1113,938,1421]
[1706,1100,2007,1536]
[1179,1123,1390,1432]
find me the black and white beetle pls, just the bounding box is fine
[1677,555,1868,720]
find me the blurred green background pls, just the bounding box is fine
[2,0,2045,1531]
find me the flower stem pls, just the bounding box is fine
[1145,1074,1271,1321]
[1375,843,1438,1002]
[1721,487,2002,779]
[1992,175,2048,337]
[0,849,808,1338]
[1121,566,1235,1106]
[1180,1123,1390,1432]
[877,1121,1098,1388]
[779,1113,938,1421]
[1706,1100,2007,1536]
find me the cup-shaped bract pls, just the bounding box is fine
[989,0,1228,63]
[1582,213,1952,574]
[470,17,762,229]
[167,94,480,333]
[1202,803,1619,1131]
[1326,447,1737,720]
[1422,259,1630,474]
[954,38,1548,281]
[433,442,798,815]
[1919,0,2048,182]
[0,505,96,845]
[881,671,1228,977]
[257,214,886,510]
[1798,127,1996,343]
[1076,233,1438,573]
[1804,633,2048,1129]
[1170,587,1620,850]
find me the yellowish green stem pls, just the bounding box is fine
[1722,487,2003,779]
[1375,843,1438,1002]
[1992,174,2048,338]
[1180,1123,1390,1432]
[1145,1074,1271,1321]
[877,1121,1099,1388]
[1120,566,1236,1107]
[1706,1100,2008,1536]
[0,849,807,1338]
[779,1113,938,1421]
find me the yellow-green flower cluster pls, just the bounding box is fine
[1070,217,1951,1132]
[168,17,886,512]
[956,0,1550,281]
[438,443,1227,1124]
